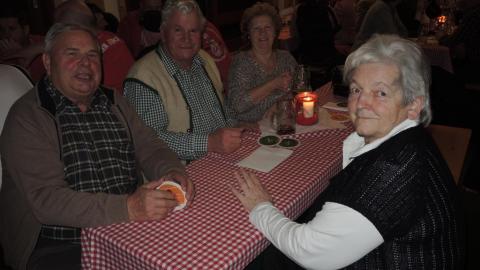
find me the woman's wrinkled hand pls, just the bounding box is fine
[232,169,273,212]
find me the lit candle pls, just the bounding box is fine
[303,97,314,118]
[295,92,318,125]
[438,15,446,24]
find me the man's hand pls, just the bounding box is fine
[232,169,273,212]
[127,179,178,221]
[207,127,244,154]
[165,171,195,207]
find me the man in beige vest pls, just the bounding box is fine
[125,0,242,162]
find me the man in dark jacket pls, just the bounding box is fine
[0,23,194,270]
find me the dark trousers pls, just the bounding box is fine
[27,237,81,270]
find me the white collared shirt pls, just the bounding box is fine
[343,119,419,168]
[249,119,419,270]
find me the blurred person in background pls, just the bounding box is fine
[353,0,408,49]
[333,0,357,49]
[227,2,297,123]
[6,0,134,92]
[86,2,119,33]
[439,0,480,84]
[103,12,119,33]
[0,3,45,82]
[354,0,376,32]
[201,20,232,87]
[295,0,342,66]
[118,0,164,58]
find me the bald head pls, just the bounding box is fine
[54,0,96,29]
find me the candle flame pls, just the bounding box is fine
[438,15,446,24]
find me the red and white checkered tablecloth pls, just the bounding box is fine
[81,127,352,270]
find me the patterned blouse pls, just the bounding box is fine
[227,50,297,122]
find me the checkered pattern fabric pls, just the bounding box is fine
[81,125,353,269]
[41,78,137,242]
[124,46,235,161]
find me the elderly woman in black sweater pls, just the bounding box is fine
[233,34,464,269]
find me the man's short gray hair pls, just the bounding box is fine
[343,34,432,125]
[44,23,100,54]
[160,0,206,30]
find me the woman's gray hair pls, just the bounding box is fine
[161,0,206,30]
[343,34,432,125]
[44,23,100,54]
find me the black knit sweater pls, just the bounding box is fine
[324,126,464,269]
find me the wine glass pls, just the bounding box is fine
[292,65,312,94]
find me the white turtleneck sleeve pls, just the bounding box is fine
[250,202,383,270]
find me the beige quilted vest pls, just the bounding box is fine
[126,49,224,132]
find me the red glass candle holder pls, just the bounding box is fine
[295,92,318,125]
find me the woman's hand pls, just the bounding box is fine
[248,71,293,104]
[272,71,293,92]
[232,169,272,212]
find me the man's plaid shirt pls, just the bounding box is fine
[124,46,235,161]
[40,78,137,242]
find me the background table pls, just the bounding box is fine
[420,43,454,73]
[81,123,351,270]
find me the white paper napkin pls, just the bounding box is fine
[237,146,293,173]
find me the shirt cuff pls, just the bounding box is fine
[191,133,209,159]
[249,201,275,222]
